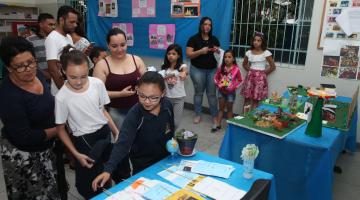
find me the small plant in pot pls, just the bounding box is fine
[175,129,198,155]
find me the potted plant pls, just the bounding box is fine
[174,129,198,155]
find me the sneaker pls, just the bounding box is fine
[193,116,201,124]
[211,124,218,133]
[216,125,221,130]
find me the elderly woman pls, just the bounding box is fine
[0,36,61,199]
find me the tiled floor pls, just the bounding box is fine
[0,108,359,200]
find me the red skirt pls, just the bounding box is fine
[241,69,268,100]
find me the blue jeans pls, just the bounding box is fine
[190,65,218,117]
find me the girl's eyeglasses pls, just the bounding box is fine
[137,91,161,102]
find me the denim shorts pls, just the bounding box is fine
[218,90,236,102]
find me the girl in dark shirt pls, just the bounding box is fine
[91,71,174,191]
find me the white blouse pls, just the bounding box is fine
[245,50,272,71]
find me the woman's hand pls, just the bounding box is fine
[75,152,95,168]
[92,172,111,191]
[121,85,136,97]
[200,46,209,55]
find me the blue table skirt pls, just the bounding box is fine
[92,151,277,200]
[219,96,357,200]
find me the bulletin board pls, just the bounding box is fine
[86,0,234,58]
[317,0,360,49]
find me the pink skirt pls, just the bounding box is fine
[241,69,268,100]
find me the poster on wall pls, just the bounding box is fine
[11,21,37,38]
[98,0,118,17]
[171,0,200,18]
[132,0,156,18]
[112,23,134,46]
[318,0,360,48]
[149,24,175,49]
[321,39,360,80]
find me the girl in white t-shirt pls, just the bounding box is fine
[158,44,188,130]
[241,31,276,109]
[55,45,118,199]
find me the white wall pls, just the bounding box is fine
[0,0,36,6]
[142,0,359,142]
[35,0,62,17]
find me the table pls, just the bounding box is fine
[92,151,277,200]
[219,96,357,200]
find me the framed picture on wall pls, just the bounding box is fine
[11,21,37,38]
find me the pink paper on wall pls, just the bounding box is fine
[132,0,156,18]
[149,24,175,49]
[112,23,134,46]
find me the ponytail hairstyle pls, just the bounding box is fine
[161,44,183,71]
[220,49,237,75]
[59,45,89,78]
[60,45,89,70]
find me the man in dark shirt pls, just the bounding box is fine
[92,71,174,190]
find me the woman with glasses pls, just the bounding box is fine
[91,72,174,191]
[0,36,61,199]
[186,16,221,132]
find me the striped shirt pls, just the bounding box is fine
[27,34,47,70]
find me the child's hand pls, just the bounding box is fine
[179,71,187,81]
[75,152,94,168]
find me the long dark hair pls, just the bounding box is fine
[250,31,267,51]
[220,49,237,75]
[198,16,213,37]
[161,44,183,71]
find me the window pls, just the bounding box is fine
[230,0,314,68]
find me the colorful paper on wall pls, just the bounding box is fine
[319,0,360,48]
[321,39,360,80]
[98,0,118,17]
[112,23,134,46]
[132,0,156,18]
[149,24,175,49]
[171,0,201,18]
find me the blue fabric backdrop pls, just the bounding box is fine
[87,0,233,58]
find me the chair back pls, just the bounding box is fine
[241,179,271,200]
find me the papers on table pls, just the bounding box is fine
[192,177,246,200]
[105,177,178,200]
[158,165,202,188]
[158,165,246,200]
[179,160,235,179]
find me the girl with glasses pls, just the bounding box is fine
[92,71,175,192]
